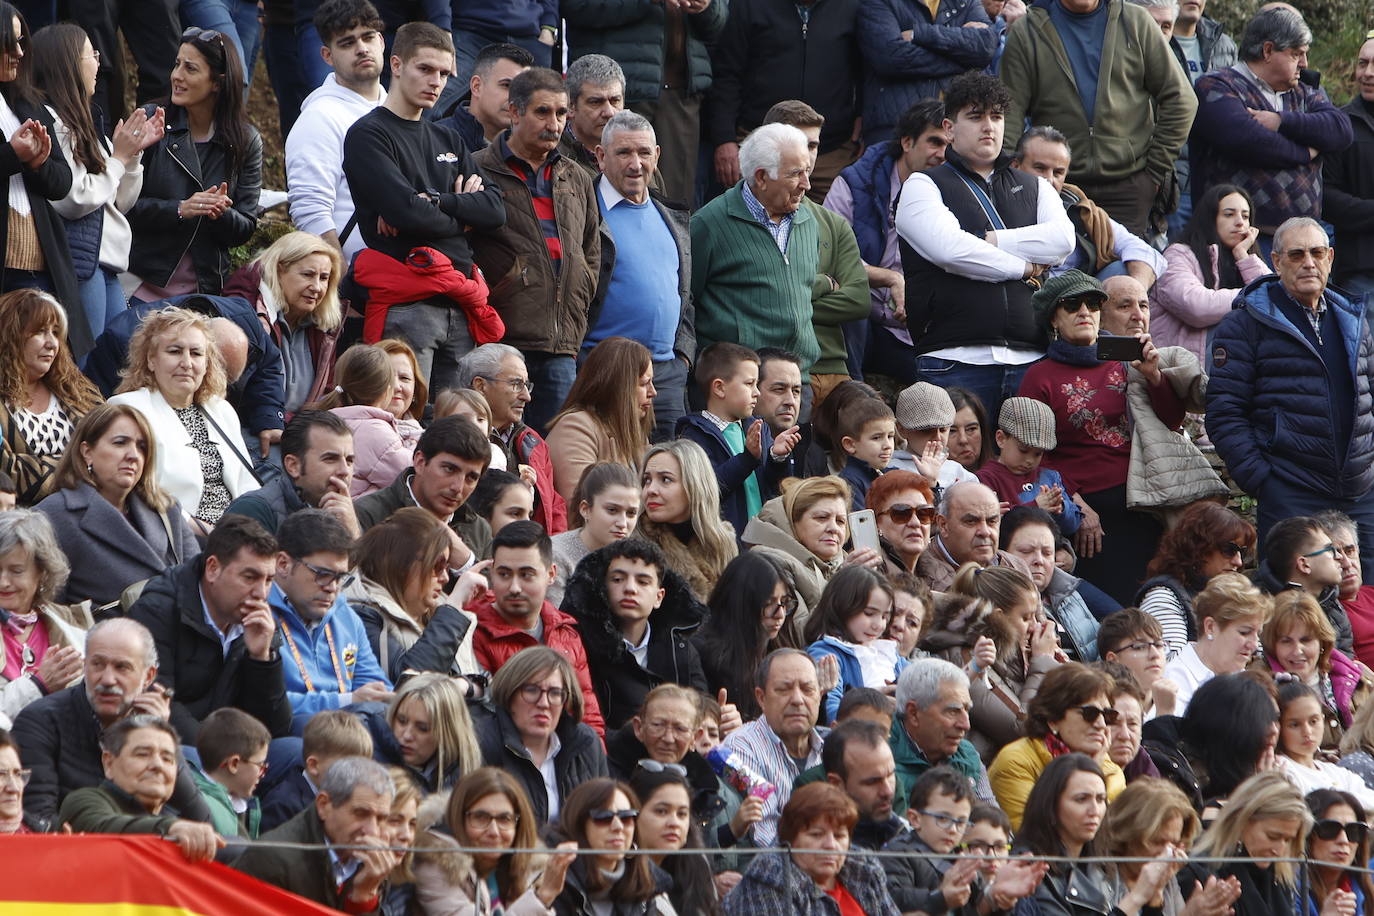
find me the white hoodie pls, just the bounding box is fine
[285,74,384,260]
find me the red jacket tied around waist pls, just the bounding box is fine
[354,246,502,344]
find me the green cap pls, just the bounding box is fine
[1032,269,1108,331]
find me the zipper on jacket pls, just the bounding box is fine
[166,140,205,284]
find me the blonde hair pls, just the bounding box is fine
[376,339,427,421]
[1191,770,1310,887]
[1261,590,1335,675]
[1192,571,1271,632]
[117,307,228,403]
[434,387,492,425]
[1100,778,1201,862]
[781,475,852,531]
[45,403,172,511]
[637,439,736,574]
[255,230,343,332]
[386,673,481,779]
[385,765,422,882]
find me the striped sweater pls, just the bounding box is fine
[690,182,822,376]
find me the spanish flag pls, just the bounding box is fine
[0,834,341,914]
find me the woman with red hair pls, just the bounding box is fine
[866,469,935,576]
[1138,502,1257,659]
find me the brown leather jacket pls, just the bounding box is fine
[470,136,601,357]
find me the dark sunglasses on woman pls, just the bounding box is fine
[880,504,937,525]
[1312,819,1370,843]
[1076,705,1120,726]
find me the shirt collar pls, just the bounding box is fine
[701,410,735,432]
[741,180,783,227]
[623,622,652,653]
[598,173,629,211]
[405,474,453,524]
[499,131,560,172]
[199,588,243,656]
[327,844,362,888]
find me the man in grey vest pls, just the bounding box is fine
[895,72,1073,421]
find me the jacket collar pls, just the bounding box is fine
[99,778,167,816]
[561,543,708,660]
[67,482,169,566]
[470,593,570,639]
[722,179,815,228]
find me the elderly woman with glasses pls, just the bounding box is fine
[0,728,32,833]
[866,469,936,576]
[988,663,1127,830]
[474,646,607,826]
[1018,270,1188,606]
[0,510,86,726]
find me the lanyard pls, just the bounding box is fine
[276,613,345,692]
[948,164,1008,231]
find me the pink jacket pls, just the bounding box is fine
[330,405,415,497]
[1266,648,1366,727]
[1150,243,1271,363]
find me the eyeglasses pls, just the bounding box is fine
[920,810,971,831]
[763,594,799,618]
[642,719,693,739]
[1075,705,1121,726]
[637,759,687,776]
[1117,640,1167,655]
[181,26,225,48]
[1303,543,1339,561]
[466,809,520,831]
[295,559,356,590]
[241,757,269,775]
[880,504,937,525]
[517,683,567,706]
[0,767,30,788]
[961,840,1013,855]
[589,808,638,825]
[1056,295,1104,313]
[1313,819,1370,843]
[1281,246,1330,264]
[480,375,533,394]
[83,49,100,62]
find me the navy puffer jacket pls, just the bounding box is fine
[1206,277,1374,501]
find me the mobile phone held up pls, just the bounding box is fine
[1096,335,1145,363]
[849,509,881,554]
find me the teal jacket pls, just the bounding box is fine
[190,764,261,839]
[889,719,989,810]
[690,182,822,376]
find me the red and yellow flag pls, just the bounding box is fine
[0,834,343,914]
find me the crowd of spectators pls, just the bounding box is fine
[3,0,1374,913]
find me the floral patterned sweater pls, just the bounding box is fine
[1018,356,1186,495]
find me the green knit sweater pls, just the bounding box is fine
[690,182,822,377]
[807,200,871,376]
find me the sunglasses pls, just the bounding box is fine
[1313,820,1370,843]
[637,759,687,776]
[1280,246,1330,264]
[880,504,937,525]
[1219,541,1250,560]
[1056,295,1104,312]
[181,26,226,48]
[1076,705,1121,726]
[589,808,639,825]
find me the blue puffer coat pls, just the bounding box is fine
[1206,277,1374,501]
[857,0,996,144]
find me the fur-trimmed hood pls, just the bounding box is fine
[412,789,552,906]
[922,590,1022,667]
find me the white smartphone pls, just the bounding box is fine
[849,509,881,554]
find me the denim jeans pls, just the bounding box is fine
[914,357,1033,425]
[77,267,128,338]
[264,21,315,136]
[650,356,689,443]
[429,29,552,121]
[179,0,260,84]
[381,300,475,398]
[522,351,576,436]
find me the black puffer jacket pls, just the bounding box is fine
[126,106,262,294]
[560,544,708,730]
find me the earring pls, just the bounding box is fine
[86,463,93,475]
[1207,633,1215,640]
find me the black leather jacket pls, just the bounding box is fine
[126,106,261,294]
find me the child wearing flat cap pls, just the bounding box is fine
[977,396,1083,535]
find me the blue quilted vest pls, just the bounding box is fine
[62,207,102,281]
[838,143,897,267]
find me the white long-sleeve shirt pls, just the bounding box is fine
[285,74,384,260]
[894,167,1075,283]
[49,115,143,272]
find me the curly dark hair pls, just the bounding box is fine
[1145,502,1256,589]
[943,71,1012,118]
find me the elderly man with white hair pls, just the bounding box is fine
[890,657,996,811]
[690,121,823,416]
[1208,216,1374,580]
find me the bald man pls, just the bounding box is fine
[208,318,250,383]
[1101,276,1151,337]
[915,480,1032,591]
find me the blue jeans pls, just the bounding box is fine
[1257,481,1374,586]
[296,20,331,90]
[430,29,552,120]
[77,267,128,338]
[522,352,576,437]
[914,356,1032,426]
[1167,187,1193,241]
[180,0,260,84]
